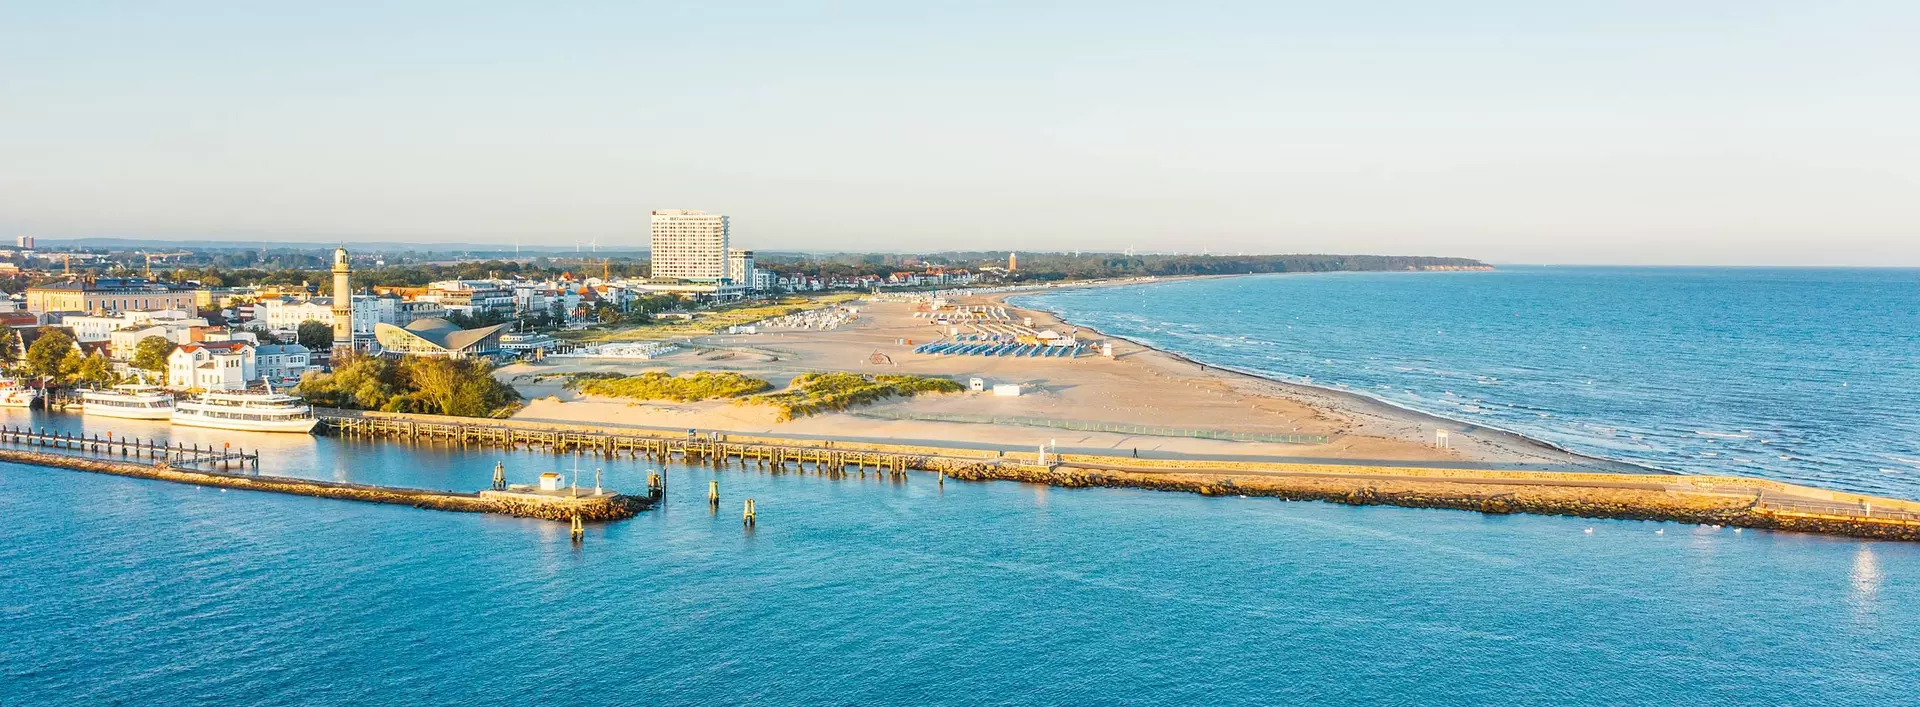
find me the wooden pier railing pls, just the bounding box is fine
[0,424,260,470]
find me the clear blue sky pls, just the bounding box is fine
[2,1,1916,264]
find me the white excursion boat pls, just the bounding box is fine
[171,389,318,433]
[0,377,40,408]
[79,384,176,420]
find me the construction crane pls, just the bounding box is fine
[142,251,191,278]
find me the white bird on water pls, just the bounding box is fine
[1656,529,1665,535]
[1584,528,1593,534]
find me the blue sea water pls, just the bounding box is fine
[4,266,1919,705]
[1,413,1917,705]
[1020,267,1920,499]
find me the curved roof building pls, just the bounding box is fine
[373,318,508,359]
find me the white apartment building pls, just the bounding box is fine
[167,341,257,391]
[61,310,203,342]
[253,297,334,335]
[726,249,755,289]
[352,294,396,335]
[650,210,729,281]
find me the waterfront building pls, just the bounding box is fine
[255,343,313,383]
[350,293,405,335]
[372,318,508,359]
[726,249,755,288]
[25,278,194,315]
[627,280,746,301]
[166,340,257,391]
[331,248,354,351]
[650,209,729,281]
[499,331,560,357]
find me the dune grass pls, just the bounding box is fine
[740,372,964,421]
[565,371,772,402]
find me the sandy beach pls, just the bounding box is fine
[499,278,1647,473]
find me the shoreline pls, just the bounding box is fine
[996,274,1667,476]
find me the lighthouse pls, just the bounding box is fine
[331,247,354,352]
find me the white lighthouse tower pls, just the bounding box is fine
[331,247,354,352]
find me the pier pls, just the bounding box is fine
[0,424,259,469]
[0,423,654,523]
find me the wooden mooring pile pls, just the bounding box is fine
[318,413,921,478]
[0,424,261,470]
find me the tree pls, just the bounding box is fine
[24,328,74,382]
[0,330,22,366]
[74,353,115,386]
[294,355,520,418]
[297,320,333,350]
[133,336,175,372]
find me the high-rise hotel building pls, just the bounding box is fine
[649,210,729,281]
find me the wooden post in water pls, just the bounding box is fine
[743,498,756,527]
[708,480,719,509]
[570,514,584,541]
[493,461,507,491]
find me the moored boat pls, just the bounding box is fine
[79,384,175,419]
[171,389,318,433]
[0,376,40,408]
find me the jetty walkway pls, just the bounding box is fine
[0,423,654,524]
[312,409,1920,541]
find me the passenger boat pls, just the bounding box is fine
[0,376,40,408]
[79,384,175,420]
[171,389,318,433]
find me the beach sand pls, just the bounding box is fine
[500,280,1647,473]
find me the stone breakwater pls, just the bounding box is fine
[311,410,1920,541]
[0,448,652,522]
[925,459,1920,542]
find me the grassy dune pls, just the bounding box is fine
[566,371,773,402]
[741,372,964,421]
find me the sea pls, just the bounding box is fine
[4,266,1918,705]
[1020,266,1920,499]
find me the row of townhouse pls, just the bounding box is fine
[164,338,312,390]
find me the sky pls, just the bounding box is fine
[1,1,1917,265]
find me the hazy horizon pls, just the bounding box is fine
[3,2,1917,266]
